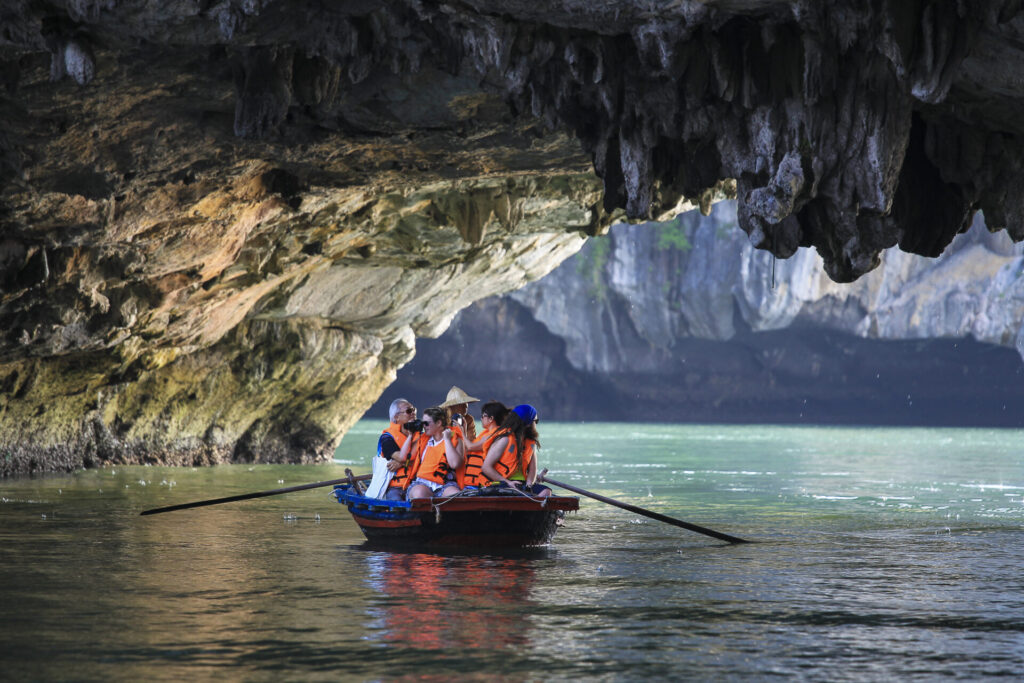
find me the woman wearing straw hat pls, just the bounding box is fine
[437,385,479,443]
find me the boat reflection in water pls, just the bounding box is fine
[361,550,538,652]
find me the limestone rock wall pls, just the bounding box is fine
[0,161,606,473]
[513,203,1024,377]
[0,2,637,475]
[382,205,1024,426]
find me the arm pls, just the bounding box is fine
[379,433,398,460]
[386,432,417,471]
[464,431,488,450]
[442,429,464,470]
[464,414,477,442]
[524,449,537,487]
[481,436,509,485]
[378,432,397,471]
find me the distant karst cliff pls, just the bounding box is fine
[384,203,1024,426]
[3,1,1024,472]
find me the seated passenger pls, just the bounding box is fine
[459,400,509,490]
[406,407,464,499]
[374,398,424,501]
[438,385,479,443]
[481,404,551,498]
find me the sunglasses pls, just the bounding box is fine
[403,407,416,415]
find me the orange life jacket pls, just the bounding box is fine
[458,425,500,488]
[415,432,462,485]
[492,435,536,482]
[382,423,422,489]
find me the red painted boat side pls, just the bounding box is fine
[355,516,423,528]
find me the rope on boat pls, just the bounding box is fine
[426,484,548,519]
[497,484,548,508]
[430,486,473,522]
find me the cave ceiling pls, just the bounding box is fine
[2,0,1024,473]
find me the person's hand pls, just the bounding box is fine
[386,459,401,472]
[442,428,452,441]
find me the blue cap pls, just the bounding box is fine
[512,404,538,423]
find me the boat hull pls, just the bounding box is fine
[333,484,579,547]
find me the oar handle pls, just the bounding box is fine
[538,470,749,544]
[139,474,372,516]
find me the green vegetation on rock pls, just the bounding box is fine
[576,234,611,301]
[654,216,693,252]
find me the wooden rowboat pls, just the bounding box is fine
[332,483,579,547]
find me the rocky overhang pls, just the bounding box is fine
[1,1,1023,473]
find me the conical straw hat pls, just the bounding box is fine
[438,385,480,408]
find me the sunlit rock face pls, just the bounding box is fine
[515,204,1024,371]
[3,1,1024,471]
[0,138,605,473]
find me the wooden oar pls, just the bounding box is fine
[538,470,749,544]
[139,473,371,516]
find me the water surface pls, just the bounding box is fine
[2,423,1022,680]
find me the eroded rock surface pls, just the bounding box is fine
[0,37,626,474]
[2,1,1024,472]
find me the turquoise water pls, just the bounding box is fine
[2,422,1022,680]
